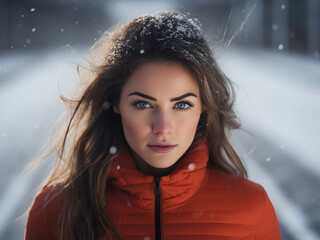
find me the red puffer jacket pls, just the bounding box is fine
[25,144,281,239]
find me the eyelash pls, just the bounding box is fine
[132,101,152,110]
[131,101,194,111]
[173,102,193,111]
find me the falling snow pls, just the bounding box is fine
[272,24,278,31]
[109,146,117,154]
[103,101,110,109]
[281,4,286,10]
[278,44,284,50]
[266,157,271,162]
[30,8,35,12]
[32,28,36,33]
[139,49,145,54]
[116,165,120,170]
[188,163,195,170]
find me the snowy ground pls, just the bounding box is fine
[218,48,320,176]
[0,47,319,239]
[219,48,320,239]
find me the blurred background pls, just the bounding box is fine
[0,0,319,239]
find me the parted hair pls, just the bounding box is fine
[39,11,247,240]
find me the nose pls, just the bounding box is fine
[152,110,172,135]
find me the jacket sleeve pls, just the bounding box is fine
[256,186,281,240]
[25,186,63,240]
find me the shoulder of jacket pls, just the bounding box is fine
[205,168,267,200]
[29,184,65,221]
[36,184,64,203]
[25,184,65,239]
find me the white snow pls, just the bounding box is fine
[103,101,111,109]
[109,146,117,154]
[272,24,278,31]
[218,48,320,177]
[278,43,284,50]
[188,163,195,170]
[0,48,85,238]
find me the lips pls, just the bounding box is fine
[147,143,177,153]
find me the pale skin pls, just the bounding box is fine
[114,61,203,176]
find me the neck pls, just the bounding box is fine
[128,148,179,177]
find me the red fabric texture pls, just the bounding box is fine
[25,143,281,239]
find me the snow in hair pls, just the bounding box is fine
[106,11,209,65]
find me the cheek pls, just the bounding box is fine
[187,116,200,133]
[180,111,201,137]
[121,113,147,142]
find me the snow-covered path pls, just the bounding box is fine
[218,49,320,176]
[0,48,83,239]
[219,48,320,239]
[0,48,319,239]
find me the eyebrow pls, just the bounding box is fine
[127,91,197,101]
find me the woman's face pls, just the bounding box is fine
[115,61,202,173]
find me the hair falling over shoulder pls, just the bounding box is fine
[37,11,247,240]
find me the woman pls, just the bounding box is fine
[25,12,281,240]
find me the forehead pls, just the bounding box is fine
[122,61,200,97]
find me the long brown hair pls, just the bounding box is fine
[39,11,247,240]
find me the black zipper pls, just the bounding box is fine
[154,176,161,240]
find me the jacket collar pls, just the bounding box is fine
[108,143,209,210]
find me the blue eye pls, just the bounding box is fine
[174,102,192,110]
[133,101,152,109]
